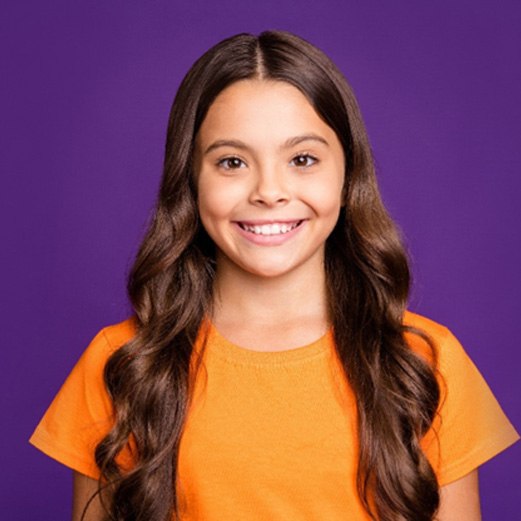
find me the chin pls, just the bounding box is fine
[252,260,316,280]
[238,261,296,280]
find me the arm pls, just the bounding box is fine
[72,471,105,521]
[436,469,481,521]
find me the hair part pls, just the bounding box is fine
[92,30,440,521]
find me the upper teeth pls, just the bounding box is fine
[242,222,300,235]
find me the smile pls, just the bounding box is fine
[238,221,303,236]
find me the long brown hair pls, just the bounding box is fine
[93,31,440,520]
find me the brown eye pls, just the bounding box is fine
[218,157,246,170]
[291,154,317,168]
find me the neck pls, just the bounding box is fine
[211,256,329,330]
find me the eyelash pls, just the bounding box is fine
[290,153,318,168]
[217,153,319,170]
[217,156,246,170]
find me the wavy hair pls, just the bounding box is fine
[92,31,440,520]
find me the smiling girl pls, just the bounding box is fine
[30,31,518,521]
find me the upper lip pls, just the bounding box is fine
[234,219,306,225]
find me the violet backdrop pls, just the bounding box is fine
[2,1,520,519]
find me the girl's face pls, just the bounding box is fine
[194,79,345,280]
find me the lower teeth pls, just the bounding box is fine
[243,222,300,235]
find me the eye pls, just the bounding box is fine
[217,156,246,170]
[290,153,318,168]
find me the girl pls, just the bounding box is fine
[30,31,518,521]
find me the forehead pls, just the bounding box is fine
[196,79,339,148]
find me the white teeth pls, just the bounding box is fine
[242,222,300,235]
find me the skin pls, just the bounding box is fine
[194,79,345,349]
[72,472,104,521]
[72,79,481,519]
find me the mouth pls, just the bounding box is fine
[236,220,304,236]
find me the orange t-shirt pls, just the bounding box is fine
[30,312,519,520]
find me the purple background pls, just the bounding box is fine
[2,1,520,518]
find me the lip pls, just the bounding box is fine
[234,219,304,226]
[233,219,307,246]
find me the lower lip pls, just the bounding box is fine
[233,221,306,246]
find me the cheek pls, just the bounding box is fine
[305,181,344,217]
[197,175,223,218]
[197,177,244,229]
[305,157,345,214]
[197,194,221,238]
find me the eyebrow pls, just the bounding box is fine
[203,133,329,155]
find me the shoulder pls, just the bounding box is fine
[402,310,453,360]
[403,310,451,342]
[98,317,138,350]
[402,311,472,375]
[76,318,138,373]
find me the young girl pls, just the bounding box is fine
[30,31,518,521]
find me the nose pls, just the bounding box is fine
[249,167,290,207]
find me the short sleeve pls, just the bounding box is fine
[29,321,135,479]
[421,328,519,485]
